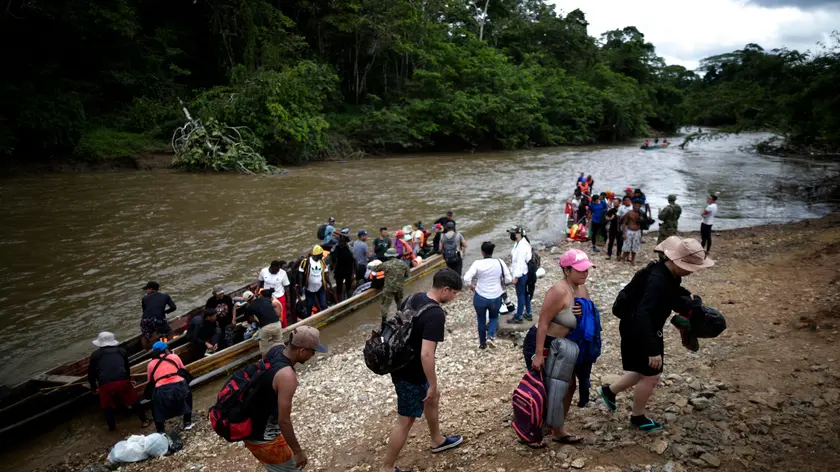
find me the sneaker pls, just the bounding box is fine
[431,435,463,453]
[184,423,196,431]
[524,315,533,322]
[486,337,496,348]
[506,317,524,324]
[599,385,617,413]
[479,344,487,350]
[670,315,699,351]
[630,415,664,432]
[592,247,600,253]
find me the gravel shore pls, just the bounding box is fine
[43,215,840,472]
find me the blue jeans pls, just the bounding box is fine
[514,275,531,320]
[473,293,502,346]
[304,288,327,317]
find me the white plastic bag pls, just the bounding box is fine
[107,435,148,463]
[143,433,169,458]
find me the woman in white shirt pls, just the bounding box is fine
[700,194,718,255]
[464,241,513,349]
[506,225,533,324]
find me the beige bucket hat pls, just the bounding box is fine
[655,236,715,272]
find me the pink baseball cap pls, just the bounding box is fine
[559,249,595,271]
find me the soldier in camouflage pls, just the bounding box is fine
[379,247,411,322]
[657,194,682,244]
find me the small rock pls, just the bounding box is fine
[651,439,669,455]
[664,413,678,423]
[572,458,586,469]
[810,364,828,371]
[700,453,721,467]
[674,397,688,408]
[690,397,711,410]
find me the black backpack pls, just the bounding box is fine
[316,224,327,240]
[528,247,541,275]
[364,294,437,375]
[612,262,656,319]
[208,357,275,442]
[692,306,727,338]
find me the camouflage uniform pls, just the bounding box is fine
[657,200,682,244]
[378,257,410,322]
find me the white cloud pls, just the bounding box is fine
[550,0,839,69]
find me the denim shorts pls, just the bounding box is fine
[392,378,429,418]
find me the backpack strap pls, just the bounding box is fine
[150,354,180,386]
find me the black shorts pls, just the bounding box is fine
[392,378,428,418]
[620,334,664,377]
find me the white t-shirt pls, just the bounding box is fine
[618,204,632,219]
[306,258,324,292]
[703,203,718,225]
[510,239,532,278]
[259,267,290,298]
[464,258,513,299]
[412,230,424,253]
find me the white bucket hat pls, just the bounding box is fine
[92,331,119,347]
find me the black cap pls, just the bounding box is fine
[446,211,454,216]
[143,281,160,291]
[328,216,335,222]
[380,226,388,231]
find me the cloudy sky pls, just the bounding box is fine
[551,0,839,69]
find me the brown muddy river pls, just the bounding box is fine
[1,133,837,387]
[0,133,837,467]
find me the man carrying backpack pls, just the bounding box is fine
[381,269,464,472]
[242,327,328,471]
[600,237,714,432]
[438,221,467,276]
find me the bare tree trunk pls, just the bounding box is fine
[479,0,491,41]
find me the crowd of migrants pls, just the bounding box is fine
[85,184,722,471]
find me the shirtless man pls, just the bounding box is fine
[621,200,643,264]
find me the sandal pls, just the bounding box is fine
[141,419,151,428]
[519,439,547,449]
[552,434,584,444]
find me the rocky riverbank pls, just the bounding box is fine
[41,215,840,472]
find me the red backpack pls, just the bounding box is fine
[208,358,274,442]
[511,370,546,444]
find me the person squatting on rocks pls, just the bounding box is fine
[243,327,328,472]
[146,341,193,434]
[463,241,513,349]
[88,332,151,431]
[379,247,411,323]
[381,268,464,472]
[507,225,533,324]
[522,249,594,446]
[657,194,682,244]
[600,237,714,432]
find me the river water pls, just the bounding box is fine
[0,132,837,386]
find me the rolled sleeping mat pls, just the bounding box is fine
[544,337,580,429]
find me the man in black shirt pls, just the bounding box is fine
[246,288,284,357]
[382,268,464,472]
[206,285,235,349]
[187,308,221,355]
[88,332,150,430]
[140,281,177,348]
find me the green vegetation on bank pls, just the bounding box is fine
[2,1,838,170]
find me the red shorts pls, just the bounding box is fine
[98,379,137,409]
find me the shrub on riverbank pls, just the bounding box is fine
[73,129,166,162]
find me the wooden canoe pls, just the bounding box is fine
[641,143,670,150]
[128,255,445,398]
[0,254,443,442]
